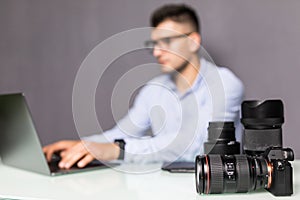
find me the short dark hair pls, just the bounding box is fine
[151,4,200,34]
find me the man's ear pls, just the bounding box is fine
[188,32,201,53]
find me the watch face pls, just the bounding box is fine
[115,139,126,149]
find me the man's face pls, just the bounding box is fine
[150,20,200,73]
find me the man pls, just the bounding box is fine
[43,4,244,168]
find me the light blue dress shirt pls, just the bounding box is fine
[85,58,244,163]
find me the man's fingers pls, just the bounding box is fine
[43,143,62,162]
[77,154,95,168]
[58,142,87,169]
[43,145,53,161]
[43,140,78,162]
[47,150,55,162]
[59,152,85,169]
[43,149,53,162]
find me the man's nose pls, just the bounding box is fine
[153,45,163,57]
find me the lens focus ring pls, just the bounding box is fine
[209,155,224,193]
[235,155,251,192]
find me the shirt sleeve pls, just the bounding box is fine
[122,131,187,163]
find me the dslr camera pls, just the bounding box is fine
[195,100,294,196]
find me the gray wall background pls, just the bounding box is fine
[1,0,300,158]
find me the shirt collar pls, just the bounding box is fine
[163,58,208,96]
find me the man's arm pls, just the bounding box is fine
[43,84,152,168]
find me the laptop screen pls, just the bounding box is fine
[0,93,51,175]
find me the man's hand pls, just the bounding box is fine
[43,140,120,169]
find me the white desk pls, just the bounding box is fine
[0,161,299,200]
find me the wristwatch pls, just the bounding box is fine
[114,139,126,160]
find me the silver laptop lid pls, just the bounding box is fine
[0,93,51,175]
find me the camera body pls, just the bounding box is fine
[195,99,294,196]
[263,147,294,196]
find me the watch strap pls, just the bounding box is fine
[114,139,126,160]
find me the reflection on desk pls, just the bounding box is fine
[0,161,299,200]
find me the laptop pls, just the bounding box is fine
[0,93,116,176]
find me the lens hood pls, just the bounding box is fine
[241,100,284,128]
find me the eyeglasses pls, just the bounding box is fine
[144,32,193,52]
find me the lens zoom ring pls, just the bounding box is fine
[209,155,224,193]
[236,155,250,192]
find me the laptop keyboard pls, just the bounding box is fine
[47,152,105,172]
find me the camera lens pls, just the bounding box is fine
[195,154,271,194]
[204,122,240,155]
[241,100,284,128]
[241,100,284,155]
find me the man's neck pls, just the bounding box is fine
[173,57,201,94]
